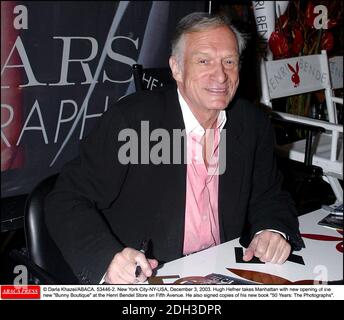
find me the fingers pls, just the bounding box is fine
[245,231,291,264]
[134,258,159,283]
[104,249,135,284]
[255,232,278,263]
[148,258,159,271]
[135,254,152,277]
[276,242,291,264]
[104,248,157,284]
[243,236,258,261]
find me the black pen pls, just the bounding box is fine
[135,239,149,278]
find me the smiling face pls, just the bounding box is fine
[169,26,240,126]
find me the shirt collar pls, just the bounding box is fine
[177,89,227,135]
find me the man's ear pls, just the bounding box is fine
[169,56,183,83]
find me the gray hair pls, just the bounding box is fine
[171,12,247,63]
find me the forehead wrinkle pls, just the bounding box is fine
[190,50,239,62]
[184,29,238,59]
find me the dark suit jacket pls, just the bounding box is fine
[45,85,304,284]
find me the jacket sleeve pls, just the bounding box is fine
[45,105,130,284]
[241,113,305,251]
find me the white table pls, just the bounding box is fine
[150,209,343,284]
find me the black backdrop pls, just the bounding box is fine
[1,1,206,198]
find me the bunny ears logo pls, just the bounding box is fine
[287,62,300,87]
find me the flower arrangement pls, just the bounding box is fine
[268,0,343,117]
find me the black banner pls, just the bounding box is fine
[1,1,205,197]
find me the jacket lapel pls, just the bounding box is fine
[158,86,186,260]
[219,102,246,242]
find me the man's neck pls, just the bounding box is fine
[200,113,220,130]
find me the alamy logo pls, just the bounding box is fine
[313,5,328,30]
[117,121,227,175]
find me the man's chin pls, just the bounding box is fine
[208,100,230,110]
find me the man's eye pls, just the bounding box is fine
[199,59,208,64]
[224,59,238,66]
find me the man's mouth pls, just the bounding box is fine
[205,88,228,95]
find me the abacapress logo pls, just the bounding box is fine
[1,285,40,299]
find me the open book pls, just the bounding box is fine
[318,214,343,230]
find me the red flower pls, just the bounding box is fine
[305,2,316,28]
[321,31,334,51]
[278,14,289,30]
[327,18,338,29]
[291,26,304,55]
[269,31,289,58]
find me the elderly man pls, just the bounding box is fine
[45,12,304,284]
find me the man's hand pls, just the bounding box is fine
[104,248,158,284]
[243,230,291,264]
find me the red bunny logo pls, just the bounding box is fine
[287,61,300,87]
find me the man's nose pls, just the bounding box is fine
[212,63,227,83]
